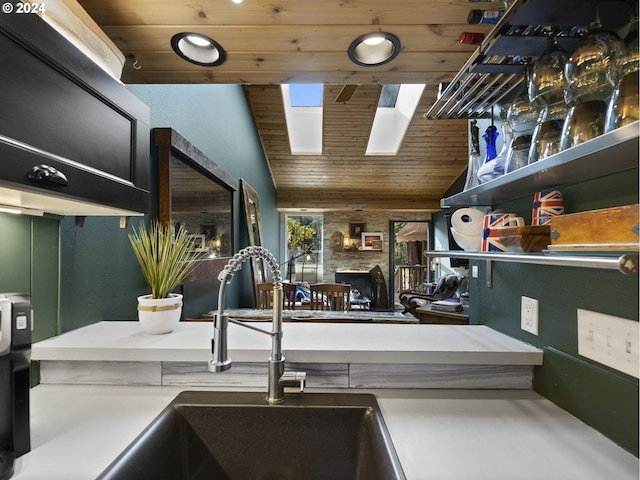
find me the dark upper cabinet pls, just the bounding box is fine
[0,14,150,215]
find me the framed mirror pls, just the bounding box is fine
[155,128,237,282]
[241,180,267,306]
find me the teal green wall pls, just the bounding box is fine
[59,216,148,331]
[0,213,60,342]
[127,84,279,315]
[58,84,278,330]
[437,167,639,455]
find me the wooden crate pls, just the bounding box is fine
[499,225,551,252]
[549,204,640,250]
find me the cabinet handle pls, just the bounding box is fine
[28,164,68,186]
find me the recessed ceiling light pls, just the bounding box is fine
[348,32,401,67]
[171,32,226,66]
[363,36,385,46]
[232,0,243,3]
[186,35,212,47]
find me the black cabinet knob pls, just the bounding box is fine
[28,164,68,186]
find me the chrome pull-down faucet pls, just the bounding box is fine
[208,246,306,404]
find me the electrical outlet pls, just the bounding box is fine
[521,296,539,335]
[471,265,478,278]
[577,309,639,378]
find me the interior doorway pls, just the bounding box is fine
[389,220,431,310]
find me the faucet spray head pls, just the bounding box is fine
[209,312,231,372]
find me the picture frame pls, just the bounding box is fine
[361,232,383,250]
[349,222,366,239]
[187,234,207,252]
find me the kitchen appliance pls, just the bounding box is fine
[0,294,32,480]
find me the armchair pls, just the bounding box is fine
[399,274,463,317]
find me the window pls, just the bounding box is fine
[284,214,323,283]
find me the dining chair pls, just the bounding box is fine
[282,282,298,310]
[259,282,300,310]
[309,283,351,311]
[256,282,275,309]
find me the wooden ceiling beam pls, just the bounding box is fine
[119,51,471,72]
[79,0,498,26]
[121,70,460,85]
[101,24,488,53]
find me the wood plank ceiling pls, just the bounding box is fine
[77,0,495,212]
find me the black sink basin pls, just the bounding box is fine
[98,391,406,480]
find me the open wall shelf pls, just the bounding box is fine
[431,122,638,286]
[441,122,639,208]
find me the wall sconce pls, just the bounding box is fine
[348,32,401,67]
[171,32,227,66]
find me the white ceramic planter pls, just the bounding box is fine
[137,293,183,335]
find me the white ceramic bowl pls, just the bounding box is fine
[451,208,485,237]
[450,227,482,252]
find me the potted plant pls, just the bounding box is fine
[128,219,201,334]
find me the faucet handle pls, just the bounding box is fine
[280,371,307,394]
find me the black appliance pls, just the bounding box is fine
[0,294,32,480]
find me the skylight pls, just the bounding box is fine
[281,84,323,155]
[378,84,401,108]
[289,84,323,107]
[366,84,426,155]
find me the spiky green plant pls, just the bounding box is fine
[128,220,201,299]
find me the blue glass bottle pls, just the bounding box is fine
[483,125,499,162]
[476,124,504,183]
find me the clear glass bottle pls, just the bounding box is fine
[529,118,563,163]
[463,120,483,191]
[505,134,532,173]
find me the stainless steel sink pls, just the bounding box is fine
[98,391,406,480]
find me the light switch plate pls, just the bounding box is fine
[577,309,639,378]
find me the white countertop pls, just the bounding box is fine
[32,321,543,365]
[12,384,639,480]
